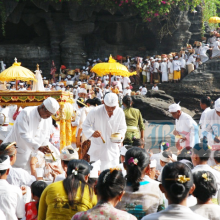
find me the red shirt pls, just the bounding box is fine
[25,201,38,220]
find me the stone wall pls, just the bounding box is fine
[0,0,203,75]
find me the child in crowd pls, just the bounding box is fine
[25,181,47,220]
[157,151,172,181]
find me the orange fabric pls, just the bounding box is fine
[111,88,119,94]
[71,126,77,143]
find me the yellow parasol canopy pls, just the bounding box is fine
[0,58,37,82]
[209,16,220,23]
[91,55,137,77]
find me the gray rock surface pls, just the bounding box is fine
[132,95,195,120]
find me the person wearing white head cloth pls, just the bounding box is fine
[167,56,174,82]
[3,97,59,172]
[203,98,220,166]
[211,40,220,59]
[173,56,181,82]
[0,155,25,220]
[169,102,199,150]
[49,146,79,182]
[161,58,168,82]
[199,44,212,63]
[19,82,26,91]
[82,93,127,171]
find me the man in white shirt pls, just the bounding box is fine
[173,56,181,82]
[203,98,220,146]
[153,59,160,83]
[0,155,25,220]
[141,85,147,95]
[18,83,26,91]
[203,98,220,166]
[82,93,127,171]
[152,84,159,91]
[122,76,131,89]
[123,86,131,96]
[167,57,174,82]
[179,57,186,79]
[72,85,78,99]
[161,58,168,82]
[115,76,122,92]
[169,103,199,149]
[4,97,59,172]
[186,53,196,74]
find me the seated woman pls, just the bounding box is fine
[122,95,145,145]
[72,168,137,220]
[190,171,219,220]
[38,159,97,220]
[142,162,208,220]
[116,147,164,219]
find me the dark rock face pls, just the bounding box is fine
[132,94,195,121]
[0,0,203,75]
[146,90,174,103]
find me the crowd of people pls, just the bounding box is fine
[0,90,219,220]
[3,30,220,95]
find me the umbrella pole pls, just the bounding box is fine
[109,73,111,87]
[16,80,18,90]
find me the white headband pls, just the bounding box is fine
[160,153,170,163]
[0,156,11,171]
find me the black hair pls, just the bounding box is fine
[85,99,93,105]
[132,138,144,147]
[52,118,58,128]
[63,159,94,206]
[77,98,85,108]
[162,162,193,204]
[96,169,126,201]
[214,150,220,163]
[193,143,211,161]
[193,171,217,202]
[93,97,102,106]
[31,181,47,211]
[179,159,194,170]
[0,155,7,176]
[125,147,150,192]
[122,95,132,108]
[200,96,212,107]
[177,147,192,162]
[161,151,172,161]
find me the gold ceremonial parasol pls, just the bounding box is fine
[209,16,220,23]
[0,58,37,90]
[91,55,136,85]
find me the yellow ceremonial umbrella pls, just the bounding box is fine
[91,55,137,85]
[209,16,220,23]
[0,58,37,90]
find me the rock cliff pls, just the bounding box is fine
[0,0,203,74]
